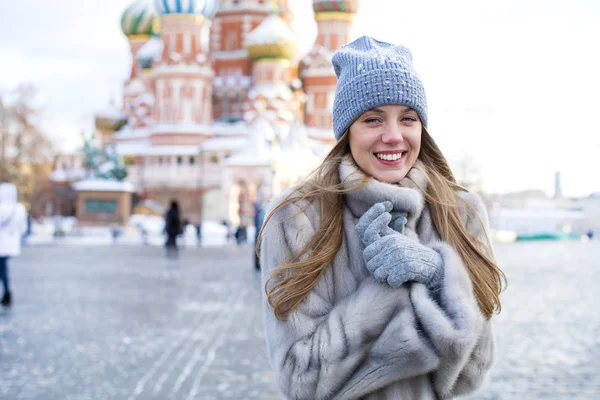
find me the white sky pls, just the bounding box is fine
[0,0,598,197]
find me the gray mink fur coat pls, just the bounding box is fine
[259,157,495,399]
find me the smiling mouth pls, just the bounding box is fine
[375,152,406,161]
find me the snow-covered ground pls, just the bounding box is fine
[27,215,256,248]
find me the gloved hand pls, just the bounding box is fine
[355,202,444,290]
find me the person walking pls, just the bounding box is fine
[164,200,182,259]
[0,183,28,307]
[259,36,506,399]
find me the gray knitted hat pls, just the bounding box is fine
[332,36,428,140]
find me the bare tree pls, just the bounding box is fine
[0,84,55,217]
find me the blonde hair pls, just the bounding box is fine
[260,128,506,321]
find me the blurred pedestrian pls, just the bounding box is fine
[195,222,202,246]
[164,200,182,259]
[0,183,28,307]
[259,36,506,398]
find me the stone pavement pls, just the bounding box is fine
[0,241,599,400]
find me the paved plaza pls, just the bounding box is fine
[0,241,599,400]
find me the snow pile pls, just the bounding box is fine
[73,180,135,192]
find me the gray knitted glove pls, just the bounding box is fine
[356,202,444,290]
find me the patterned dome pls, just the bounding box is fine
[154,0,219,19]
[246,14,297,60]
[121,1,159,37]
[313,0,359,14]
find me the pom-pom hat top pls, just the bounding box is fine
[331,36,428,141]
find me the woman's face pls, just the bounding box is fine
[348,105,422,183]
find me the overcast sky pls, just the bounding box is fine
[0,0,598,197]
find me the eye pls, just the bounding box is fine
[402,116,418,123]
[364,117,382,124]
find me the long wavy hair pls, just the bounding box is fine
[259,128,506,321]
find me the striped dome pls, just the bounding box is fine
[121,1,159,36]
[313,0,359,14]
[154,0,219,19]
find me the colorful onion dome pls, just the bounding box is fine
[154,0,219,19]
[121,1,159,37]
[246,14,297,60]
[312,0,359,14]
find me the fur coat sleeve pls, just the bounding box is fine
[411,191,495,399]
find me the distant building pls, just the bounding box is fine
[50,0,361,224]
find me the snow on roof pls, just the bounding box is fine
[137,37,163,63]
[152,64,212,75]
[115,141,201,156]
[200,137,247,151]
[248,83,292,100]
[97,101,127,120]
[213,76,252,88]
[301,65,336,78]
[150,123,212,135]
[49,168,86,183]
[212,49,249,60]
[114,127,150,141]
[226,115,273,166]
[245,14,295,47]
[115,141,149,156]
[131,93,155,107]
[123,79,146,94]
[73,179,135,193]
[143,145,201,156]
[212,121,252,136]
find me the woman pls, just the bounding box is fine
[164,200,182,259]
[259,36,506,399]
[0,183,28,307]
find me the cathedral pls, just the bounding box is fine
[51,0,360,225]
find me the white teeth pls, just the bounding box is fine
[376,153,403,161]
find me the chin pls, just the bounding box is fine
[374,171,407,184]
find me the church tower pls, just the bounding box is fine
[210,0,291,122]
[245,7,298,148]
[120,1,159,110]
[149,0,218,146]
[301,0,359,142]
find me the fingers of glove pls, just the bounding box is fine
[356,201,393,241]
[361,211,392,246]
[381,226,397,237]
[362,230,400,262]
[390,211,408,233]
[371,263,395,283]
[387,269,410,288]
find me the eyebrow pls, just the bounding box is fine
[369,106,416,114]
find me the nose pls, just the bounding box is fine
[381,123,404,144]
